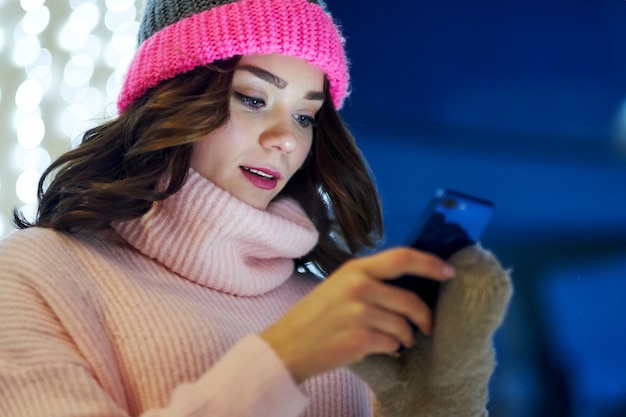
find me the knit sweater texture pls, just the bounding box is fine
[0,169,372,417]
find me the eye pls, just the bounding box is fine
[294,114,318,129]
[234,92,265,110]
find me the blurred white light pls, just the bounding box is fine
[104,104,118,119]
[111,20,139,53]
[17,115,45,149]
[24,147,52,172]
[18,204,37,225]
[58,22,90,51]
[64,54,95,87]
[26,47,52,74]
[60,103,96,141]
[106,71,123,102]
[59,79,81,104]
[104,6,137,31]
[69,3,100,34]
[22,6,51,35]
[105,0,135,13]
[15,79,43,111]
[2,0,145,239]
[68,101,93,122]
[12,108,42,132]
[70,0,97,9]
[28,148,52,172]
[105,40,133,69]
[60,106,80,137]
[12,35,41,67]
[26,50,54,93]
[75,86,104,116]
[13,145,30,170]
[12,16,27,41]
[28,66,52,94]
[73,35,102,61]
[13,145,52,172]
[16,170,40,205]
[20,0,46,12]
[60,85,104,119]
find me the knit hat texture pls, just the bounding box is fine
[117,0,349,113]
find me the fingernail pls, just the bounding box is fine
[443,264,455,278]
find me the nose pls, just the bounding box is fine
[259,119,298,153]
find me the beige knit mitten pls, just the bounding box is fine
[350,244,513,417]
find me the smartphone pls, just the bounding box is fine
[387,189,495,310]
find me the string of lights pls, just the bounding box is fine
[0,0,143,238]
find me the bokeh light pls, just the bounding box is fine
[16,169,40,205]
[0,0,142,237]
[13,145,51,172]
[64,54,95,87]
[20,0,46,12]
[15,79,43,111]
[17,115,46,149]
[0,28,6,54]
[12,35,41,67]
[22,6,50,35]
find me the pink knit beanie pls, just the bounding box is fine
[117,0,349,114]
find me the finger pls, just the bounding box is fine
[365,280,434,336]
[368,332,405,356]
[355,247,455,283]
[362,303,417,348]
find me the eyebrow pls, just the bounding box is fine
[237,65,325,101]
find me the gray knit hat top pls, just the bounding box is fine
[118,0,347,113]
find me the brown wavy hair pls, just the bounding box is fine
[13,57,383,275]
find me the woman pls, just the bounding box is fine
[0,0,512,416]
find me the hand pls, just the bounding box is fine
[260,247,455,383]
[350,245,513,417]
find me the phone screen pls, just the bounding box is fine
[388,189,495,309]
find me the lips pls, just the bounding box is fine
[240,166,281,190]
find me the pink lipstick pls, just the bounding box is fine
[240,166,280,190]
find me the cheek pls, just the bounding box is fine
[190,123,234,168]
[296,139,313,169]
[189,136,226,182]
[190,140,212,170]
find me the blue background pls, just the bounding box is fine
[329,1,626,416]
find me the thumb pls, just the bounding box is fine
[438,244,512,337]
[430,244,512,373]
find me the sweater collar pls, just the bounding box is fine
[112,169,319,296]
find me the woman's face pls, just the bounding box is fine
[190,53,325,210]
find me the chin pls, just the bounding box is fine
[239,194,272,211]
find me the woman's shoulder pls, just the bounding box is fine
[1,226,124,249]
[1,226,90,255]
[0,226,126,283]
[0,226,64,253]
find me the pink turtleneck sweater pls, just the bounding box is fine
[0,169,372,417]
